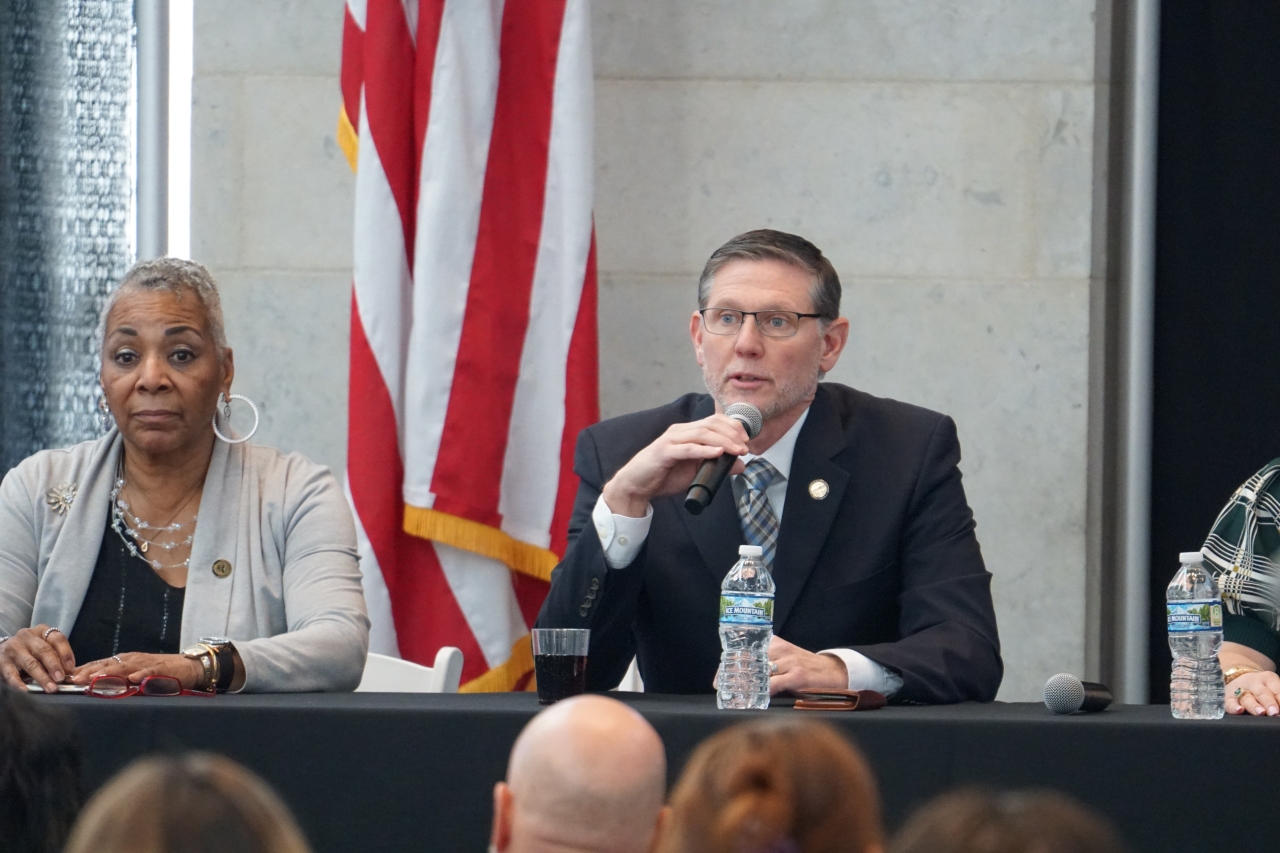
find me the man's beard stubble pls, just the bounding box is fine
[701,364,820,422]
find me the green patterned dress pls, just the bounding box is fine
[1204,458,1280,662]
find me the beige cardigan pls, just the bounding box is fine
[0,432,369,692]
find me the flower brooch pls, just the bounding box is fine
[46,483,78,515]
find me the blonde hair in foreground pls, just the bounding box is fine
[63,753,312,853]
[658,719,883,853]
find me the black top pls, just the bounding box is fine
[68,513,186,663]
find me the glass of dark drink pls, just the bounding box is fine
[531,628,589,704]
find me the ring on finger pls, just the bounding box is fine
[111,655,123,664]
[768,661,779,676]
[1235,686,1246,698]
[42,626,60,640]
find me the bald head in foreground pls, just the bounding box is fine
[491,695,668,853]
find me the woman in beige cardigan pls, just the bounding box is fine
[0,258,368,693]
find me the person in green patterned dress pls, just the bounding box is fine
[1205,458,1280,716]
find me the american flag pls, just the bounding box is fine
[338,0,598,690]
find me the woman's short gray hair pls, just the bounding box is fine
[98,257,228,359]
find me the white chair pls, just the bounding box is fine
[615,656,644,692]
[355,648,464,693]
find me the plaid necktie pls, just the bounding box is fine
[737,458,782,568]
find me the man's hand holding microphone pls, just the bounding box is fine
[600,405,759,519]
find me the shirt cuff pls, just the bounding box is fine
[592,494,653,569]
[819,648,904,697]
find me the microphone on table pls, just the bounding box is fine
[1044,673,1113,714]
[684,402,763,515]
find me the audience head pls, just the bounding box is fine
[63,752,312,853]
[657,718,882,853]
[0,686,84,853]
[491,694,668,853]
[889,788,1129,853]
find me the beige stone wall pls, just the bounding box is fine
[191,0,353,477]
[192,1,1101,700]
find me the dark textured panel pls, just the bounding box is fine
[0,1,133,475]
[1150,2,1280,701]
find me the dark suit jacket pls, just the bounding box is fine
[536,383,1002,704]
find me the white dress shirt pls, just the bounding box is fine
[590,407,903,696]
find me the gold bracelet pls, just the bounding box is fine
[1224,666,1261,685]
[181,643,217,692]
[201,643,221,690]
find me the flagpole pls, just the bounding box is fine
[1116,0,1160,705]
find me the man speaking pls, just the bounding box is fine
[537,230,1002,704]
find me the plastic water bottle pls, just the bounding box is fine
[717,544,775,710]
[1167,551,1224,719]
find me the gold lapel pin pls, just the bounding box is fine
[808,479,829,500]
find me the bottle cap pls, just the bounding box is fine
[1179,551,1205,564]
[738,545,763,557]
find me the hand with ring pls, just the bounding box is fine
[71,652,206,691]
[1226,669,1280,716]
[0,624,77,693]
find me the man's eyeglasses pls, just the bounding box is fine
[86,675,214,698]
[699,308,823,338]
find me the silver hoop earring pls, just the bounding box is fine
[212,393,259,444]
[97,395,116,433]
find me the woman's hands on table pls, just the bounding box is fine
[0,624,76,692]
[1221,641,1280,716]
[1,626,203,692]
[1226,669,1280,716]
[71,653,205,690]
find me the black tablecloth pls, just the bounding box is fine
[38,692,1280,853]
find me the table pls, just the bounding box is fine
[40,693,1280,853]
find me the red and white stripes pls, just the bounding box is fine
[340,0,598,689]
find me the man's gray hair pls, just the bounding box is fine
[98,257,228,359]
[696,229,842,321]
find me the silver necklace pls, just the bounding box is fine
[115,497,195,552]
[110,467,198,573]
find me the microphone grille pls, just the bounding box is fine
[1044,673,1085,714]
[724,403,763,439]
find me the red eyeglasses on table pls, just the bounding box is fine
[54,675,212,698]
[88,674,213,698]
[23,675,214,696]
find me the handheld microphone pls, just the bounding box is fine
[684,403,763,515]
[1044,673,1113,714]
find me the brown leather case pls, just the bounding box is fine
[790,688,886,711]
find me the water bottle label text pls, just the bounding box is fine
[1167,600,1223,632]
[719,593,774,626]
